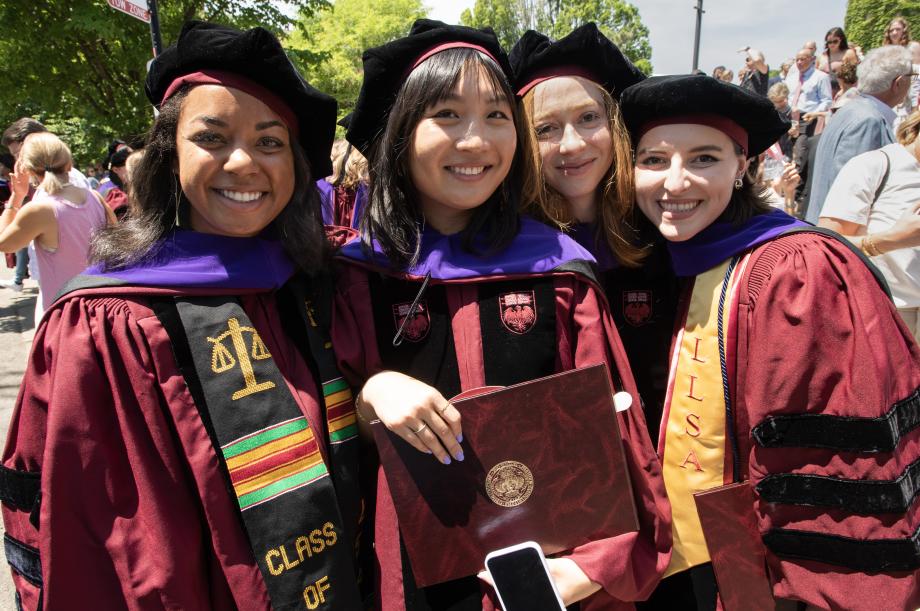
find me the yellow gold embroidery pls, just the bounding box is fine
[303,575,331,608]
[208,317,276,400]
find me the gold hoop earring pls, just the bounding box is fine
[734,177,743,190]
[173,176,181,228]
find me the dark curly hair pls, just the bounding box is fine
[91,85,328,274]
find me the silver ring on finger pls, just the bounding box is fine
[410,423,429,435]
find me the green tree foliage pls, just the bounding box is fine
[289,0,427,124]
[460,0,652,75]
[844,0,919,52]
[0,0,328,166]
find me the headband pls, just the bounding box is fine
[638,114,748,154]
[161,69,300,138]
[516,65,602,96]
[411,41,500,72]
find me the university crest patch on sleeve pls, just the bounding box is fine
[500,291,537,334]
[392,300,430,342]
[623,289,652,327]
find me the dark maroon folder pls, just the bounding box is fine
[372,364,639,587]
[693,482,776,611]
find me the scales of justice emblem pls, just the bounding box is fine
[208,317,277,400]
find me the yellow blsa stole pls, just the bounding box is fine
[661,256,747,577]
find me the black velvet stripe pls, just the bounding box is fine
[756,458,920,514]
[763,523,920,572]
[0,466,39,512]
[4,534,42,587]
[478,278,556,387]
[552,259,600,286]
[369,275,462,400]
[752,387,920,453]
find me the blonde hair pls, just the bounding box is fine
[329,140,369,191]
[521,83,644,267]
[883,16,911,46]
[897,108,920,146]
[20,132,72,195]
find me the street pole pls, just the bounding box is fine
[692,0,704,72]
[148,0,163,56]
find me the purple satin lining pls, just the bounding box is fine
[570,223,619,272]
[83,229,296,290]
[667,209,808,277]
[339,216,596,279]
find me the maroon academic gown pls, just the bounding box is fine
[730,232,920,610]
[2,286,336,609]
[331,224,671,610]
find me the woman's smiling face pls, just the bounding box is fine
[531,76,613,222]
[408,63,517,235]
[175,85,295,237]
[634,123,748,242]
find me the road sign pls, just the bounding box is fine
[107,0,150,23]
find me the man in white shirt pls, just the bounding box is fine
[784,49,833,214]
[806,46,916,224]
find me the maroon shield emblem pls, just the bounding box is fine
[500,291,537,334]
[623,290,652,327]
[392,300,430,342]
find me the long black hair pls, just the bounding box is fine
[361,47,538,269]
[91,85,329,274]
[825,27,850,53]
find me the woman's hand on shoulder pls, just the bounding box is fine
[357,371,464,464]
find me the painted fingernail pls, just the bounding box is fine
[455,450,465,462]
[456,433,463,443]
[442,455,452,465]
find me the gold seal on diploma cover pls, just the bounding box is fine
[485,460,534,507]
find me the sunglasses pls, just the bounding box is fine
[826,39,841,44]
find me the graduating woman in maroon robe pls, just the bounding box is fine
[510,24,682,447]
[332,19,671,611]
[0,22,364,610]
[618,74,920,611]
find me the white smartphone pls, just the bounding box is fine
[484,541,565,611]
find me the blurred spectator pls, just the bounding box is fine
[785,48,833,213]
[0,154,11,206]
[0,133,114,322]
[719,69,734,83]
[0,118,91,292]
[806,45,915,223]
[85,166,100,190]
[740,47,769,96]
[768,82,795,157]
[817,27,859,97]
[769,59,793,88]
[818,108,920,340]
[96,139,132,198]
[803,40,818,56]
[884,16,911,47]
[712,65,726,80]
[103,147,131,218]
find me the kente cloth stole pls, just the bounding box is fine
[660,256,746,577]
[173,297,362,610]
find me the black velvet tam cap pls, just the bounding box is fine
[146,20,336,177]
[619,74,790,157]
[510,23,646,99]
[346,19,511,156]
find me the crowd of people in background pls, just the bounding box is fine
[0,11,918,611]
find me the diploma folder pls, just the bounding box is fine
[693,482,777,611]
[372,363,639,587]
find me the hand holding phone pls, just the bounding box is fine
[484,542,566,611]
